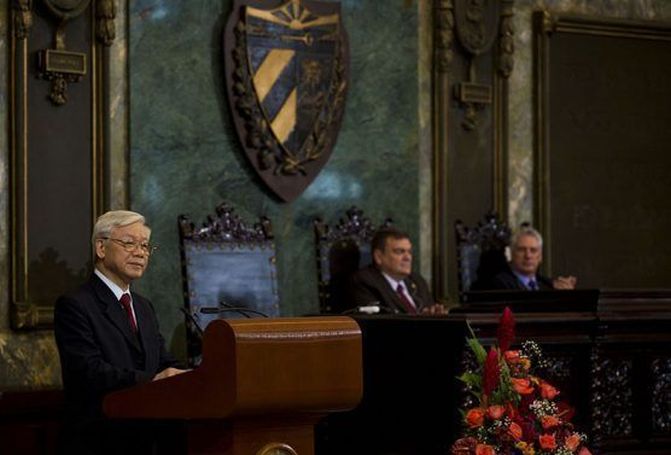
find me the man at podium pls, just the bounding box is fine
[54,210,187,454]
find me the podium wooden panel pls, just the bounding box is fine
[104,317,362,455]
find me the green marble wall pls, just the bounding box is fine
[128,0,422,359]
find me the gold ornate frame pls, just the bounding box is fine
[9,1,115,329]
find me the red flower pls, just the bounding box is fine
[465,408,485,428]
[475,443,496,455]
[508,422,523,440]
[483,347,500,397]
[504,350,520,362]
[539,433,557,450]
[541,415,561,429]
[540,380,560,399]
[564,433,581,451]
[511,377,534,395]
[497,307,516,352]
[487,405,505,420]
[578,447,592,455]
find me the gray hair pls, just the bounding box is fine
[92,210,149,256]
[511,225,543,249]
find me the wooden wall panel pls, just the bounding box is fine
[534,13,671,288]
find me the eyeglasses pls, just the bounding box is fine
[100,237,158,256]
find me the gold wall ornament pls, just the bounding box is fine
[434,0,455,73]
[13,0,34,39]
[224,0,349,202]
[497,0,514,78]
[95,0,116,46]
[452,0,512,130]
[37,0,91,105]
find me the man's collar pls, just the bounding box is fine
[511,268,534,286]
[94,268,130,301]
[381,271,407,290]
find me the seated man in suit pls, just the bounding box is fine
[54,210,188,454]
[347,227,446,314]
[488,226,576,290]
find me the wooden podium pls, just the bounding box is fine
[103,317,362,455]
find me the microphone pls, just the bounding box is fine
[179,307,204,337]
[341,301,399,315]
[199,301,269,318]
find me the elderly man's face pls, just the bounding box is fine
[95,221,151,288]
[510,234,542,278]
[374,237,413,281]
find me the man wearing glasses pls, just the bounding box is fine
[54,210,187,453]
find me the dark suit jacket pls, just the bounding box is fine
[486,266,554,291]
[347,265,433,314]
[54,274,178,422]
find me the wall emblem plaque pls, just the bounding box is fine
[224,0,349,202]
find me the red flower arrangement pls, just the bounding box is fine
[451,307,592,455]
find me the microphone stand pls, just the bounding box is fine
[199,301,269,318]
[179,307,204,337]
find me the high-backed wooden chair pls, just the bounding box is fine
[314,207,392,314]
[179,202,279,365]
[455,212,511,294]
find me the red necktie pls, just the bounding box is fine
[396,284,417,314]
[120,293,138,333]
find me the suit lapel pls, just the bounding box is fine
[91,275,143,352]
[405,277,424,310]
[133,293,155,359]
[372,268,406,314]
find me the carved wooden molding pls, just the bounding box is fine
[498,0,515,78]
[13,0,34,39]
[178,202,273,246]
[590,348,634,445]
[95,0,116,46]
[434,0,454,73]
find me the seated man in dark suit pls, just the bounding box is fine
[488,226,576,290]
[347,227,446,314]
[54,210,188,454]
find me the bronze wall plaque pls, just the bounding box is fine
[224,0,349,202]
[38,48,87,74]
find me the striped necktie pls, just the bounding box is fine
[119,293,138,333]
[396,284,417,314]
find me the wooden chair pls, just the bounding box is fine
[455,212,511,294]
[313,207,391,314]
[178,202,279,365]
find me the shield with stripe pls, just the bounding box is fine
[225,0,349,202]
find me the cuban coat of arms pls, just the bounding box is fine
[224,0,349,202]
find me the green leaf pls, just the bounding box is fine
[458,371,482,388]
[466,337,488,365]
